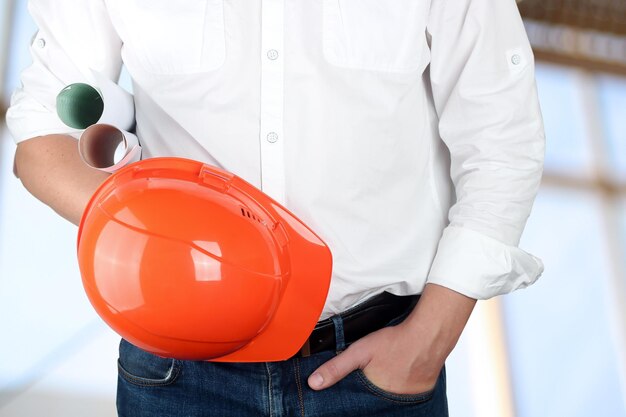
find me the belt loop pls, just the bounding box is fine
[330,315,346,353]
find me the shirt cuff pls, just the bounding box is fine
[426,226,543,300]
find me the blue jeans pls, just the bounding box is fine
[117,314,448,416]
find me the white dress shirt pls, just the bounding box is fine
[7,0,545,318]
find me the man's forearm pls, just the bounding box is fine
[401,283,477,380]
[15,134,110,225]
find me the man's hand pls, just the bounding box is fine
[307,283,477,394]
[307,319,444,394]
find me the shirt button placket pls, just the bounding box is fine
[259,0,286,204]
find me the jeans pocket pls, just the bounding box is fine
[353,369,437,405]
[117,339,181,387]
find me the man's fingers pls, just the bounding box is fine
[307,346,369,390]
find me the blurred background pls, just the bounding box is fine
[1,0,625,416]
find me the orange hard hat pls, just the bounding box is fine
[77,157,332,361]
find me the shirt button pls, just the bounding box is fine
[36,38,46,48]
[511,54,521,65]
[266,132,278,143]
[267,49,279,60]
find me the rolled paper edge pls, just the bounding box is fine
[99,142,142,173]
[79,125,142,173]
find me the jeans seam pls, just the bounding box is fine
[293,358,306,417]
[265,363,274,417]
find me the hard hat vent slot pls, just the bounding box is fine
[241,207,262,224]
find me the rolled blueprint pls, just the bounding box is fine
[56,69,140,172]
[79,124,141,173]
[56,83,103,129]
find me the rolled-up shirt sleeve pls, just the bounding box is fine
[425,0,546,299]
[6,0,123,143]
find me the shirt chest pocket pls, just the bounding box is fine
[118,0,225,75]
[322,0,430,73]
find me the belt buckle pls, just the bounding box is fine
[298,338,311,357]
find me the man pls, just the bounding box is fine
[7,0,545,416]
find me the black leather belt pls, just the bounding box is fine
[294,292,420,358]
